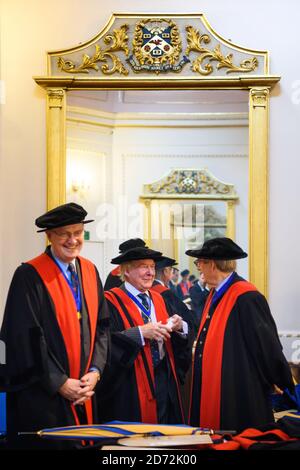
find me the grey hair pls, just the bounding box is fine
[214,259,236,273]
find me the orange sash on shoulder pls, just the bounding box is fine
[150,284,169,294]
[111,266,121,276]
[27,253,99,425]
[105,287,184,423]
[179,281,192,296]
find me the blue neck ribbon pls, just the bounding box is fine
[126,290,152,320]
[212,272,235,305]
[51,256,82,312]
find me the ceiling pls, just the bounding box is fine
[67,90,249,114]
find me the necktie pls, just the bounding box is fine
[137,293,160,368]
[138,293,150,317]
[68,263,81,319]
[68,263,79,297]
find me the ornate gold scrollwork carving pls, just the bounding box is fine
[250,87,269,108]
[51,18,266,77]
[146,169,236,196]
[185,25,258,75]
[57,24,129,75]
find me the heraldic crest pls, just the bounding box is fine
[128,18,189,73]
[51,13,266,77]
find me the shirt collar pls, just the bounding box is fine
[197,281,206,291]
[215,272,235,292]
[125,281,149,298]
[154,279,164,286]
[50,247,76,276]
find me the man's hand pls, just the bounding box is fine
[72,384,95,406]
[72,371,100,406]
[168,314,183,332]
[140,321,172,341]
[59,378,84,402]
[273,384,284,394]
[80,371,100,392]
[58,376,95,406]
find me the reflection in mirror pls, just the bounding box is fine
[174,201,228,277]
[66,90,249,280]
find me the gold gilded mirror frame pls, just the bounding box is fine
[34,12,280,297]
[140,168,238,243]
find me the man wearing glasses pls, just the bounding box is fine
[0,203,110,449]
[186,237,293,433]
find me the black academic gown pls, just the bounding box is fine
[151,281,195,421]
[189,283,209,333]
[98,284,186,425]
[168,280,177,294]
[152,281,194,332]
[0,250,110,449]
[104,271,122,291]
[190,273,294,432]
[176,281,192,301]
[151,280,194,382]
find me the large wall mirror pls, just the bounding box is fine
[65,89,247,279]
[34,13,280,296]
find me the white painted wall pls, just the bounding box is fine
[1,0,300,358]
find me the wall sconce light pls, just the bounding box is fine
[67,175,91,202]
[71,178,90,194]
[66,155,92,200]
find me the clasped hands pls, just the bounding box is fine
[140,314,183,341]
[59,371,100,406]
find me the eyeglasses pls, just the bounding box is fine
[51,229,84,241]
[194,259,209,266]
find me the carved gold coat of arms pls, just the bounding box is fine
[128,19,189,73]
